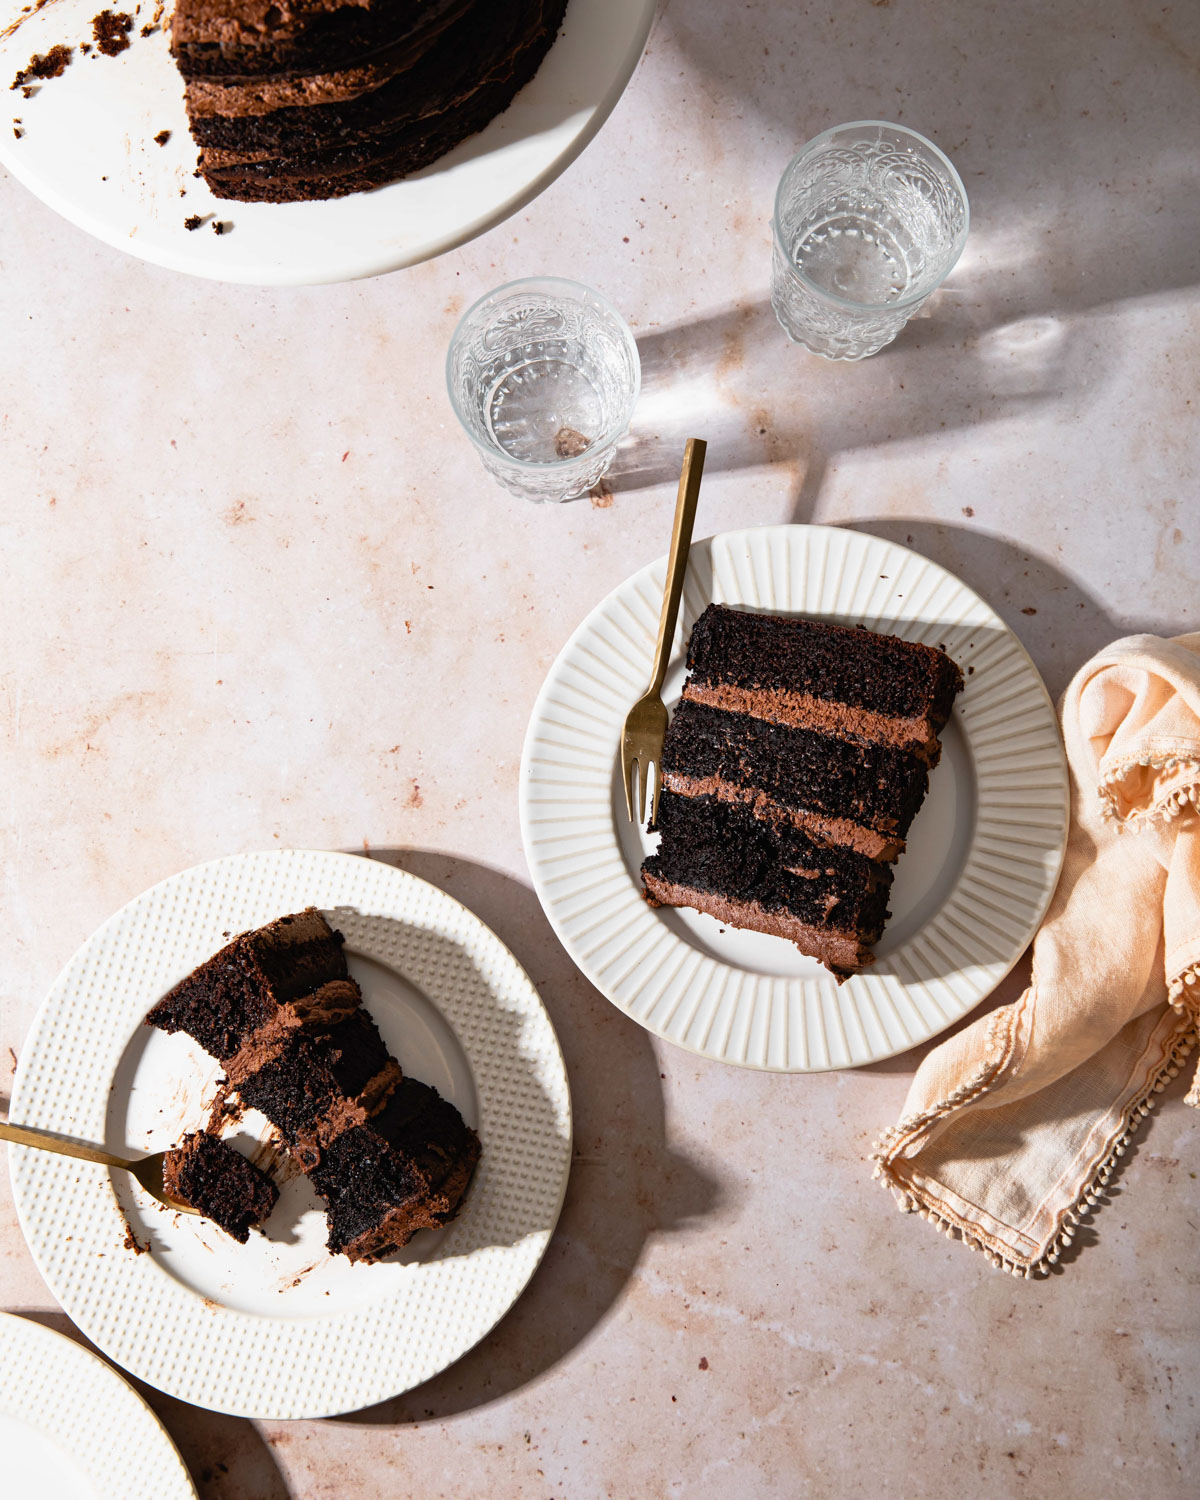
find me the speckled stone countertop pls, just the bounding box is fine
[2,2,1199,1496]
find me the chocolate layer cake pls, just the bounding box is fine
[642,604,963,977]
[170,0,568,202]
[147,909,479,1258]
[163,1131,279,1242]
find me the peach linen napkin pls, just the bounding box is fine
[873,633,1200,1276]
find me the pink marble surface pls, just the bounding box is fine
[3,1,1200,1495]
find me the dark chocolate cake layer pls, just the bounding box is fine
[685,603,963,761]
[309,1077,480,1262]
[171,0,567,202]
[163,1132,279,1242]
[146,908,348,1061]
[662,698,929,860]
[643,791,893,975]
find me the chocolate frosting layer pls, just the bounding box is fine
[683,680,944,763]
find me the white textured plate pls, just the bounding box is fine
[0,0,654,284]
[0,1310,195,1499]
[520,525,1069,1071]
[9,849,571,1418]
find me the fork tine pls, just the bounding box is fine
[622,747,636,823]
[649,759,662,827]
[637,756,650,827]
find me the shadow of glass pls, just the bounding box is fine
[332,848,726,1423]
[4,1310,290,1500]
[608,286,1090,498]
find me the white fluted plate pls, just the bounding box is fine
[0,1311,195,1499]
[9,849,571,1418]
[520,525,1069,1071]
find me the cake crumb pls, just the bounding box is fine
[11,43,72,90]
[140,21,157,33]
[122,1226,149,1255]
[7,1046,16,1073]
[1021,606,1037,615]
[184,214,202,230]
[91,11,133,56]
[12,123,22,137]
[153,127,169,145]
[590,478,614,508]
[212,219,229,235]
[962,505,975,517]
[554,426,591,459]
[81,42,91,52]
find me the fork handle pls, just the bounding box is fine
[0,1118,133,1171]
[649,438,707,694]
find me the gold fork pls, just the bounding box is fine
[0,1118,200,1214]
[621,437,708,826]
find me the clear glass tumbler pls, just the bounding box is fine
[771,121,969,360]
[446,277,641,503]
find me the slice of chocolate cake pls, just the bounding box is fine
[308,1078,481,1263]
[163,1132,279,1242]
[642,604,964,977]
[170,0,568,202]
[147,910,480,1259]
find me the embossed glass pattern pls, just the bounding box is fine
[447,277,641,502]
[771,122,969,360]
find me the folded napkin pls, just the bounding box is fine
[873,633,1200,1276]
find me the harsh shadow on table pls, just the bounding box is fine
[331,847,726,1424]
[4,1310,290,1500]
[837,519,1197,700]
[606,284,1097,504]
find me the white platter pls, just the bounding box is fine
[520,524,1069,1072]
[9,848,572,1419]
[0,0,655,284]
[0,1310,196,1499]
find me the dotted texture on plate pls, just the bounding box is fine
[0,1311,196,1498]
[9,850,572,1419]
[520,524,1069,1072]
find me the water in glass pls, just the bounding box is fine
[447,278,640,502]
[771,122,969,361]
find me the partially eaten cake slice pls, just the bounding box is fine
[147,909,479,1260]
[641,605,963,978]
